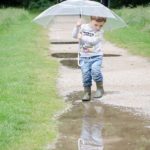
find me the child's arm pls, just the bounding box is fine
[72,19,82,39]
[80,30,104,46]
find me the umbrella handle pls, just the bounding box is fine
[78,52,81,67]
[79,7,83,18]
[78,42,81,67]
[78,8,82,67]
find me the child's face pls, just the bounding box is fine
[91,20,105,31]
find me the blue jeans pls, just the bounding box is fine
[79,55,103,87]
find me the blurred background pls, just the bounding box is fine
[0,0,150,11]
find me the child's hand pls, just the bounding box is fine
[78,33,82,40]
[76,19,82,27]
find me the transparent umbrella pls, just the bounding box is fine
[33,0,127,66]
[33,0,127,30]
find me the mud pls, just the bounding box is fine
[50,91,150,150]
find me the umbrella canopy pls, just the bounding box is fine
[33,0,127,30]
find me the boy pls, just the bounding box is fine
[72,16,106,101]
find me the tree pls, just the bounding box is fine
[0,0,57,9]
[101,0,109,7]
[109,0,150,8]
[0,0,149,9]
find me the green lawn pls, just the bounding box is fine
[105,6,150,57]
[0,8,67,150]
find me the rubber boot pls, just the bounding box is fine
[82,86,91,101]
[94,81,104,98]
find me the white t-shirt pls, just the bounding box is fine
[72,23,104,57]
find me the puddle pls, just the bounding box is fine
[65,91,120,103]
[50,91,150,150]
[52,53,121,69]
[51,53,121,58]
[52,53,78,58]
[51,41,78,44]
[104,54,121,57]
[60,59,80,69]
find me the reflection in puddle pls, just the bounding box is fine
[78,103,104,150]
[50,92,150,150]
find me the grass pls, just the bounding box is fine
[105,6,150,57]
[0,8,67,150]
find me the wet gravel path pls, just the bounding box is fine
[48,16,150,149]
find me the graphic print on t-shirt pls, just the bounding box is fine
[82,30,97,53]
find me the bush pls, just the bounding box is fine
[0,0,56,10]
[28,0,56,11]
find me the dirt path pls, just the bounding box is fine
[48,17,150,150]
[47,16,150,150]
[49,16,150,117]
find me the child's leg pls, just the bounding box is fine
[91,56,104,98]
[80,58,92,87]
[80,58,92,101]
[91,56,103,82]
